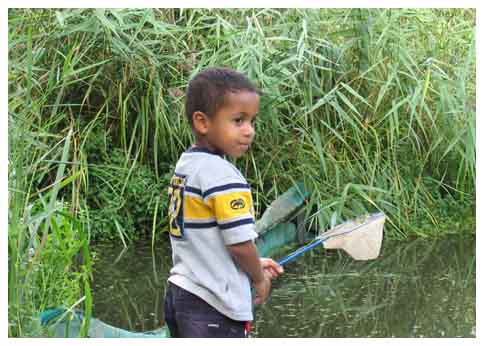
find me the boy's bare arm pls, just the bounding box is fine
[228,240,264,283]
[228,240,271,304]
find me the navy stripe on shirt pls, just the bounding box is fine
[218,218,254,230]
[184,218,254,230]
[184,221,218,229]
[203,183,250,199]
[169,184,203,197]
[185,185,202,196]
[172,183,250,199]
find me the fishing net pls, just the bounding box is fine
[322,213,385,260]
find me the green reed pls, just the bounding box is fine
[8,8,475,335]
[9,10,95,336]
[8,117,93,336]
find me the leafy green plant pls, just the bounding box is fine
[8,8,476,337]
[85,146,172,241]
[8,119,92,336]
[9,9,476,241]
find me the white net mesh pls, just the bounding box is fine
[322,213,385,260]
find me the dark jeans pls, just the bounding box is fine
[164,282,248,338]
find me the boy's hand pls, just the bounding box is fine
[253,258,283,305]
[253,276,271,305]
[227,242,283,305]
[260,258,284,280]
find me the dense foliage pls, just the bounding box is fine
[8,8,475,336]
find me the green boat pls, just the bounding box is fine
[40,183,311,338]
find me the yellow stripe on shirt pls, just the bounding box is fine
[184,195,213,220]
[207,191,253,222]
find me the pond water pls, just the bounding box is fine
[90,234,475,337]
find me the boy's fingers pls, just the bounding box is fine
[263,267,282,281]
[263,268,277,279]
[269,267,279,276]
[267,262,284,274]
[261,258,284,272]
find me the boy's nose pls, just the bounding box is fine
[243,123,255,138]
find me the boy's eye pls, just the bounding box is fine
[234,118,243,124]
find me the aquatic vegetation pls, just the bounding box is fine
[9,8,475,240]
[84,143,172,241]
[8,124,92,337]
[8,8,475,337]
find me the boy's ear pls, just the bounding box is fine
[192,111,210,134]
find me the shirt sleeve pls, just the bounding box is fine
[203,176,258,245]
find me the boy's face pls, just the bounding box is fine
[199,91,259,158]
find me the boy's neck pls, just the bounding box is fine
[193,138,224,156]
[191,145,223,157]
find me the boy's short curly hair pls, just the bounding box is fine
[185,67,260,126]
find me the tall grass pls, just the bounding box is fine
[8,117,93,336]
[8,11,95,336]
[8,8,475,336]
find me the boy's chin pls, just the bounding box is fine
[227,151,246,159]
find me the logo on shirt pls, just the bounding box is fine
[230,198,246,210]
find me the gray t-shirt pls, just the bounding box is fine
[167,147,258,321]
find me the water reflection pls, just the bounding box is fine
[91,235,475,337]
[90,239,171,331]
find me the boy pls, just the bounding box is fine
[163,67,283,338]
